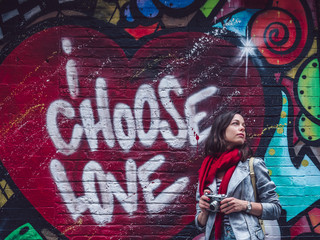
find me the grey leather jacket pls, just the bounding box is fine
[195,158,281,240]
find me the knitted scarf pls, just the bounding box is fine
[198,148,241,239]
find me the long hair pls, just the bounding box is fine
[204,110,252,161]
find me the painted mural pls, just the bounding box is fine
[0,0,319,239]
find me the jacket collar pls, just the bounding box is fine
[227,160,249,196]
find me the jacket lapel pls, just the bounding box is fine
[227,161,249,196]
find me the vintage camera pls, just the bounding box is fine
[205,192,226,212]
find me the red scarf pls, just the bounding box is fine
[198,149,241,240]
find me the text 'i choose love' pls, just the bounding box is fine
[46,38,218,225]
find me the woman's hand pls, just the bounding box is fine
[197,189,211,227]
[220,197,247,214]
[220,197,263,216]
[199,189,211,213]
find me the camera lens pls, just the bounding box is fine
[210,200,219,212]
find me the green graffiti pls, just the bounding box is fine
[200,0,220,18]
[297,58,320,121]
[298,113,320,142]
[5,223,43,240]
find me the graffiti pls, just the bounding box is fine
[0,0,319,239]
[249,1,311,66]
[46,69,217,224]
[5,223,43,240]
[46,75,217,153]
[295,56,320,145]
[0,21,265,238]
[0,0,97,47]
[0,179,14,208]
[119,0,208,26]
[50,154,189,224]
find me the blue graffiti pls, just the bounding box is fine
[158,0,196,9]
[121,0,205,26]
[265,91,320,221]
[213,9,259,37]
[124,4,135,22]
[137,0,159,18]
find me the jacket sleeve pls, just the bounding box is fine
[194,183,206,231]
[254,158,282,220]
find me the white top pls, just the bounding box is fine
[216,177,230,226]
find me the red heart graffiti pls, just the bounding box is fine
[0,25,264,239]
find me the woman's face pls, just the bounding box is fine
[224,114,246,149]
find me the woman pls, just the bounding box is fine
[195,110,281,240]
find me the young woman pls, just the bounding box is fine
[195,110,281,240]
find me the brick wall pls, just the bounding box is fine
[0,0,319,239]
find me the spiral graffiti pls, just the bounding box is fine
[250,8,307,66]
[264,20,300,55]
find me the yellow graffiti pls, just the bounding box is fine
[62,218,83,235]
[269,149,276,156]
[62,218,98,240]
[87,227,99,240]
[94,0,129,25]
[277,127,284,134]
[252,122,289,138]
[281,111,287,118]
[282,97,287,105]
[0,51,58,109]
[0,104,45,139]
[0,53,56,139]
[0,180,14,208]
[301,159,309,167]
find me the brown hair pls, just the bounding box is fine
[204,109,252,161]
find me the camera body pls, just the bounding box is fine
[205,192,226,212]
